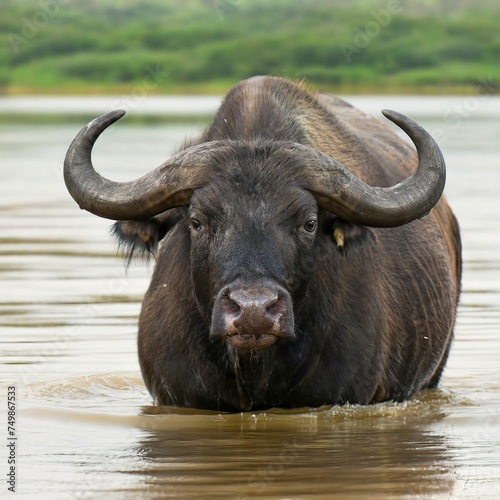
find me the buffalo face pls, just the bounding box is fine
[186,150,321,350]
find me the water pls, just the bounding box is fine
[1,95,499,499]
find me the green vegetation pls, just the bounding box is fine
[1,0,499,94]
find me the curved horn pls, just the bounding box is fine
[64,110,227,220]
[302,109,446,227]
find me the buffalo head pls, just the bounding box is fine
[64,108,445,352]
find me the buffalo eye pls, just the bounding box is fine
[190,218,202,231]
[303,218,317,233]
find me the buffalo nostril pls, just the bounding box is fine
[222,291,241,316]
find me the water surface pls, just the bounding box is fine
[1,96,499,499]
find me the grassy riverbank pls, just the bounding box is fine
[2,0,499,95]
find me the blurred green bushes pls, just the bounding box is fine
[1,0,499,93]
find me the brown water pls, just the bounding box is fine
[1,97,500,499]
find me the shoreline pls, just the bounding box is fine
[2,94,499,126]
[1,83,493,97]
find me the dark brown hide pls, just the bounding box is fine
[67,76,461,411]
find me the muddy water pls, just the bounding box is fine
[1,96,500,499]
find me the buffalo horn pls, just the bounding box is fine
[303,110,446,227]
[65,109,445,228]
[64,110,227,220]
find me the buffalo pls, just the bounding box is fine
[64,76,461,411]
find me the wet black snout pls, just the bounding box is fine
[210,281,295,350]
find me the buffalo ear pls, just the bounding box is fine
[111,218,167,263]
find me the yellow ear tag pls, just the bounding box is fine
[333,226,345,249]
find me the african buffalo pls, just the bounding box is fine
[64,76,461,411]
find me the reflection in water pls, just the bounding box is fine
[1,97,500,498]
[136,394,455,499]
[22,375,456,499]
